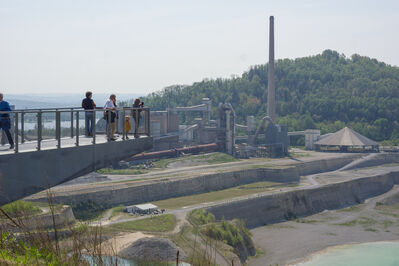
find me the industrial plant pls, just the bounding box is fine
[1,11,396,266]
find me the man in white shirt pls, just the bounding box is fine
[104,94,117,141]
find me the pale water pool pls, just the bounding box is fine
[294,241,399,266]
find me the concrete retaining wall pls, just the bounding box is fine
[44,155,358,208]
[294,154,362,176]
[1,205,75,232]
[48,167,297,207]
[207,170,399,229]
[0,137,153,205]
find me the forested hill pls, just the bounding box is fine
[142,50,399,143]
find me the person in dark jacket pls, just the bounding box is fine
[0,93,14,149]
[81,91,96,136]
[132,98,143,138]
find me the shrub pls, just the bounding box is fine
[1,201,41,218]
[190,209,216,225]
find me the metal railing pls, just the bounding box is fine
[0,107,150,153]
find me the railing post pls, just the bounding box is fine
[116,108,119,134]
[21,112,24,143]
[75,111,79,146]
[14,112,18,153]
[122,108,126,140]
[92,110,96,144]
[133,108,139,137]
[107,109,111,140]
[37,111,42,151]
[146,108,150,137]
[56,110,61,149]
[70,108,74,138]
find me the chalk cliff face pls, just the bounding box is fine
[207,170,399,229]
[31,155,359,208]
[234,226,256,262]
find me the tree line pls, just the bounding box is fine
[141,50,399,144]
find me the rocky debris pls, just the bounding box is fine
[61,172,109,185]
[113,160,154,169]
[380,191,399,206]
[118,237,184,262]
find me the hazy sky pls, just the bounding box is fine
[1,0,398,95]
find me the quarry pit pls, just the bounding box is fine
[23,150,399,265]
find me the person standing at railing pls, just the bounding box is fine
[104,94,117,141]
[132,98,143,138]
[81,91,96,137]
[0,93,14,149]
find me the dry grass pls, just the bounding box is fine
[152,181,290,209]
[107,214,177,233]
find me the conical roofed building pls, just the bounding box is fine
[315,127,379,152]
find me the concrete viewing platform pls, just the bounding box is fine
[0,106,154,205]
[0,135,153,205]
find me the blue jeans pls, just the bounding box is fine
[85,112,94,135]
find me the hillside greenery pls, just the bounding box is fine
[141,50,399,144]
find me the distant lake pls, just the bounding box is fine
[293,241,399,266]
[21,119,102,130]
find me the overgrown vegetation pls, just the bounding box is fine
[170,224,219,266]
[189,209,216,226]
[1,201,41,218]
[140,50,399,145]
[203,219,249,248]
[0,232,60,265]
[0,193,115,265]
[189,210,255,259]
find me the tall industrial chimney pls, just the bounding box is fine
[267,16,276,122]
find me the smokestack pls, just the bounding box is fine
[267,16,276,122]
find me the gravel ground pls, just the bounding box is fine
[248,185,399,266]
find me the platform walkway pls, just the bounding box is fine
[0,134,115,154]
